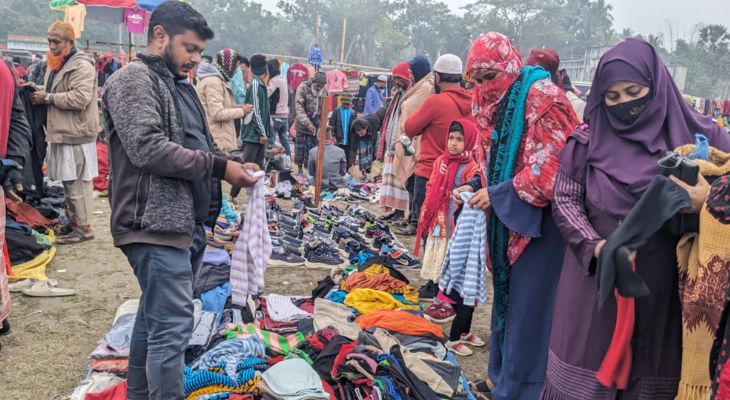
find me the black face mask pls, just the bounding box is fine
[606,94,651,125]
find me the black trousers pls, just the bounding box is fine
[446,290,475,342]
[409,175,428,225]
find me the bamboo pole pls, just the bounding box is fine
[340,18,347,64]
[314,96,331,208]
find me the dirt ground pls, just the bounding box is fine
[0,193,491,399]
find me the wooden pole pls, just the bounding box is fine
[315,15,321,46]
[339,18,347,64]
[314,96,331,208]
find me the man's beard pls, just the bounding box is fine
[163,43,194,79]
[47,49,70,71]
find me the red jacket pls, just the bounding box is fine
[404,86,473,178]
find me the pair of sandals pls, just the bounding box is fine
[57,229,94,245]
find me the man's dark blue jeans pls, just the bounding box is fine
[121,224,206,400]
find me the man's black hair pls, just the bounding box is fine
[449,121,464,133]
[147,1,214,43]
[352,119,370,132]
[436,72,462,83]
[238,55,250,66]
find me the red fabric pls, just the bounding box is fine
[3,242,11,277]
[526,49,562,84]
[0,62,14,158]
[287,63,310,91]
[414,118,481,256]
[85,380,127,400]
[322,380,337,400]
[15,65,27,79]
[330,341,358,379]
[466,32,523,130]
[5,200,57,229]
[391,61,412,82]
[267,355,284,365]
[89,358,128,373]
[79,0,136,7]
[596,261,637,390]
[92,142,109,191]
[229,395,254,400]
[403,87,474,178]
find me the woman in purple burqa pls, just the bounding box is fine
[541,38,730,399]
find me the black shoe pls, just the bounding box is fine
[269,246,305,267]
[395,224,418,236]
[0,320,10,336]
[281,235,303,248]
[281,225,302,239]
[419,281,438,300]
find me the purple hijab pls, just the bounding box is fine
[566,38,729,218]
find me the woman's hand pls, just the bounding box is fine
[467,188,491,210]
[452,185,474,204]
[669,173,711,214]
[594,239,636,263]
[594,240,606,258]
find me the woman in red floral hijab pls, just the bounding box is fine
[456,32,580,400]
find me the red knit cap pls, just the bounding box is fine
[391,61,412,83]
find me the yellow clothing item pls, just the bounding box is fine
[10,246,56,282]
[64,4,86,39]
[344,288,420,315]
[358,265,419,303]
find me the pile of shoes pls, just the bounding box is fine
[206,216,241,253]
[265,197,421,271]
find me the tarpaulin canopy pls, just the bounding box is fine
[71,0,164,12]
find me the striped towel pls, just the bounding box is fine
[191,336,266,379]
[230,171,271,306]
[223,323,306,356]
[438,192,489,307]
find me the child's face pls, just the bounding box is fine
[447,130,465,155]
[355,128,367,137]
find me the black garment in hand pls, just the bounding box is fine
[597,175,691,307]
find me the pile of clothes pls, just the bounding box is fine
[6,183,67,288]
[71,197,477,399]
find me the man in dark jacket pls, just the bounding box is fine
[240,54,271,168]
[294,72,327,174]
[329,93,358,172]
[102,3,259,399]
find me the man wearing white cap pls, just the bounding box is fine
[401,54,474,296]
[364,74,388,115]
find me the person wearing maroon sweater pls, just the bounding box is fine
[400,54,473,237]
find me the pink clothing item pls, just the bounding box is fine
[230,171,271,305]
[436,290,456,305]
[124,7,146,34]
[326,70,349,94]
[287,64,309,91]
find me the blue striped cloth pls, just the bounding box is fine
[191,336,266,379]
[438,192,489,307]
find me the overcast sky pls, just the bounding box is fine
[257,0,724,41]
